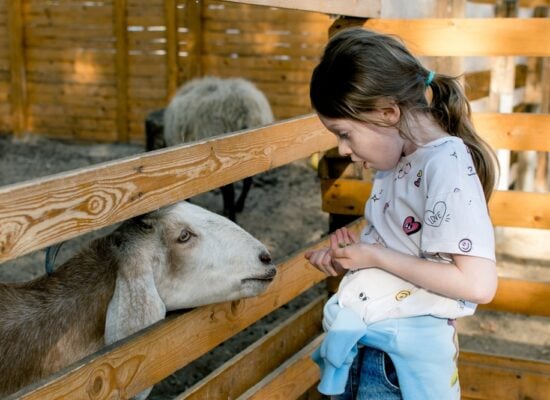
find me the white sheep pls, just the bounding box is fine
[163,77,274,221]
[0,201,276,398]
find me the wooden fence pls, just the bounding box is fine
[1,1,549,399]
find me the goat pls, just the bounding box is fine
[0,201,276,398]
[162,76,274,221]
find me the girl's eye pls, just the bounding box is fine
[338,132,349,139]
[178,229,193,243]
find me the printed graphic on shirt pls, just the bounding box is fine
[402,216,421,235]
[424,201,450,227]
[370,188,383,202]
[395,162,411,180]
[458,238,472,252]
[414,170,423,187]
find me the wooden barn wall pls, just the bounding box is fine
[0,0,331,144]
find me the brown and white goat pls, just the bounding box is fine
[0,201,276,398]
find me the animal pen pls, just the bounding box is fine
[0,0,549,398]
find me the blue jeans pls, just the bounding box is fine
[332,345,402,400]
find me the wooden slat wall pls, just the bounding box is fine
[200,0,331,120]
[1,1,547,142]
[0,0,332,142]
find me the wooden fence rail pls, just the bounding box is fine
[0,115,335,263]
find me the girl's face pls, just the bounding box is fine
[319,113,407,171]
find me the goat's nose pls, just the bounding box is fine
[259,251,272,265]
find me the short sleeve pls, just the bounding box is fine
[420,143,495,261]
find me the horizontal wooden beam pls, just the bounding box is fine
[0,115,336,263]
[177,296,324,400]
[221,0,382,18]
[478,278,550,317]
[473,113,550,152]
[236,336,324,400]
[459,350,550,399]
[361,18,550,57]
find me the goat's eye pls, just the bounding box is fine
[178,229,193,243]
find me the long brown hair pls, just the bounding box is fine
[310,27,497,201]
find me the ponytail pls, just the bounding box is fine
[429,74,498,201]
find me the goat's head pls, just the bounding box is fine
[105,201,276,345]
[149,201,276,309]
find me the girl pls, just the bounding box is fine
[305,27,498,400]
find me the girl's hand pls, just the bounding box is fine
[304,227,358,276]
[331,242,383,271]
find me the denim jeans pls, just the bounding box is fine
[332,345,402,400]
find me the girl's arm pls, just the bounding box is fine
[332,244,497,304]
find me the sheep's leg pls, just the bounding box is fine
[221,184,237,221]
[235,177,253,213]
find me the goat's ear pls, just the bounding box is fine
[104,253,166,345]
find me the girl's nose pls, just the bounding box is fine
[338,141,352,157]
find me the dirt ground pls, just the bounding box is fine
[0,133,548,399]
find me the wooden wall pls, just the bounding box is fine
[0,1,546,144]
[0,0,331,144]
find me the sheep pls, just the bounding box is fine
[0,201,276,398]
[162,76,274,221]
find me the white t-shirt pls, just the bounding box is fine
[337,136,495,324]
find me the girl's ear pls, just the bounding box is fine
[380,103,400,125]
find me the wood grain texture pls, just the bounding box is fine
[459,351,550,399]
[478,278,550,317]
[221,0,382,18]
[177,296,324,400]
[236,335,324,400]
[0,115,335,263]
[362,18,550,57]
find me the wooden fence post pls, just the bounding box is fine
[490,0,519,190]
[115,0,129,142]
[7,0,26,138]
[165,0,179,101]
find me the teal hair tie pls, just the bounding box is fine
[425,71,435,86]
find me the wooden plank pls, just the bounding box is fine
[0,115,336,263]
[222,0,382,18]
[164,0,178,100]
[202,41,325,58]
[478,278,550,317]
[203,2,333,22]
[114,0,129,142]
[322,179,550,229]
[468,0,549,7]
[177,296,325,400]
[236,335,324,400]
[6,230,348,399]
[203,18,331,35]
[360,18,550,57]
[489,190,550,229]
[201,54,319,70]
[182,0,203,81]
[473,113,550,152]
[7,0,26,136]
[459,351,550,399]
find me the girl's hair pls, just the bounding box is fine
[310,27,497,201]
